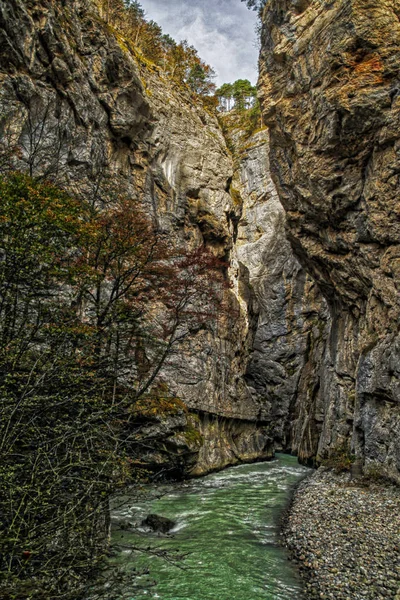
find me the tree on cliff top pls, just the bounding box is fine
[187,62,216,96]
[216,80,263,139]
[241,0,267,12]
[97,0,216,102]
[216,79,257,112]
[216,83,234,111]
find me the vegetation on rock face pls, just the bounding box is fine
[319,445,356,473]
[216,80,257,113]
[0,168,229,598]
[216,80,262,143]
[214,80,263,145]
[97,0,216,101]
[132,384,188,418]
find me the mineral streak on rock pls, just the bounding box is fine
[260,0,400,481]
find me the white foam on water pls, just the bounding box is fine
[170,521,187,533]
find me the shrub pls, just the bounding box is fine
[320,445,356,473]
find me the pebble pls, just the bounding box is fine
[283,469,400,600]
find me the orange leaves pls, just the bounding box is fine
[0,173,84,236]
[98,0,216,101]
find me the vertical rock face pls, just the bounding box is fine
[228,126,329,461]
[7,0,396,481]
[260,0,400,480]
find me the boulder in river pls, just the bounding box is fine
[141,514,175,533]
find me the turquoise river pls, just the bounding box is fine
[107,454,310,600]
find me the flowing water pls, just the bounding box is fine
[108,454,310,600]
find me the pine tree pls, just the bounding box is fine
[187,63,216,96]
[240,0,267,12]
[216,83,234,111]
[232,79,257,111]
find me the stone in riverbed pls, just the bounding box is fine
[141,514,176,533]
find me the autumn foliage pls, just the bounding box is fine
[0,172,228,599]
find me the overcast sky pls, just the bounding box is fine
[140,0,259,86]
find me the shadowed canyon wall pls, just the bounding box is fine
[259,0,400,481]
[225,122,329,463]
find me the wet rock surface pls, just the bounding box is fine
[141,514,176,534]
[284,469,400,599]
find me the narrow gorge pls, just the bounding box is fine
[0,0,399,599]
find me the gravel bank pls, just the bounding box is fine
[283,469,400,600]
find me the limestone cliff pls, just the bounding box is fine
[0,0,274,476]
[4,0,388,483]
[224,119,329,462]
[260,0,400,481]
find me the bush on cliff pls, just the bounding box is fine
[97,0,216,100]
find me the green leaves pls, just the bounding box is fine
[98,0,216,101]
[187,63,216,96]
[216,79,257,113]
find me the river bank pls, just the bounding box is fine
[283,468,400,600]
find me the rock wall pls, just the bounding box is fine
[227,124,329,463]
[259,0,400,481]
[5,0,391,482]
[0,0,272,475]
[191,412,273,476]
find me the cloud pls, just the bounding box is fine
[140,0,259,85]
